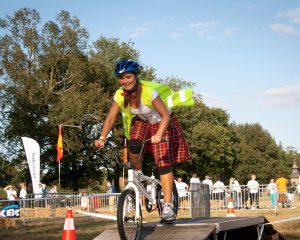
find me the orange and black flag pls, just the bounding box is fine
[56,124,63,162]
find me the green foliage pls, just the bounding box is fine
[0,8,297,191]
[233,123,290,184]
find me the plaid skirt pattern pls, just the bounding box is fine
[130,114,191,168]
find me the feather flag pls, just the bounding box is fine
[56,124,63,162]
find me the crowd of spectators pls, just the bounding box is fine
[174,173,300,209]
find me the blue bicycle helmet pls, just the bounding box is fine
[114,59,142,77]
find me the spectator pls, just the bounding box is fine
[240,188,249,209]
[202,176,213,191]
[297,182,300,197]
[175,177,189,211]
[190,173,200,184]
[212,176,225,208]
[36,182,47,207]
[79,191,89,211]
[4,185,17,205]
[48,184,58,196]
[47,184,58,210]
[19,183,27,199]
[19,183,27,208]
[247,174,260,209]
[36,182,47,198]
[267,179,277,208]
[107,182,117,210]
[229,177,241,209]
[276,174,288,208]
[106,182,117,194]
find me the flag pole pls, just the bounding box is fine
[56,123,81,190]
[59,160,61,189]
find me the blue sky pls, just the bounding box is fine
[1,0,300,151]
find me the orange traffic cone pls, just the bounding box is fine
[62,208,76,240]
[226,197,235,217]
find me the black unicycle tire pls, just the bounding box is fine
[117,189,142,240]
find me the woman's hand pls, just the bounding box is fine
[151,135,162,144]
[94,139,105,148]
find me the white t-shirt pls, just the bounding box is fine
[247,179,259,193]
[176,181,189,198]
[267,183,277,194]
[212,181,225,193]
[202,179,213,190]
[6,189,17,200]
[230,180,241,192]
[296,184,300,193]
[19,189,27,199]
[81,196,89,208]
[114,89,171,123]
[190,177,200,184]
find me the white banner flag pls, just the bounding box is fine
[21,137,40,197]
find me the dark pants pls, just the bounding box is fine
[249,192,259,208]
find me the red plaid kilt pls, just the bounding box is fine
[130,114,191,168]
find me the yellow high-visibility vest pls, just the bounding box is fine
[115,80,194,139]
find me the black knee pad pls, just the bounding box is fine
[158,166,172,175]
[128,139,142,154]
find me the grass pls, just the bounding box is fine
[0,217,116,240]
[0,208,300,239]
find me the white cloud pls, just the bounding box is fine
[270,23,298,34]
[247,4,258,9]
[170,32,182,38]
[124,21,158,38]
[259,84,300,107]
[127,16,136,21]
[224,27,236,36]
[277,8,300,24]
[189,21,220,29]
[129,27,149,38]
[202,93,229,109]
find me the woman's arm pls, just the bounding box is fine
[95,101,120,148]
[152,95,170,143]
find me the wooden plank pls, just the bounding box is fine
[215,216,265,232]
[144,225,215,240]
[93,216,265,240]
[94,225,216,240]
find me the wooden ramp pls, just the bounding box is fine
[94,216,273,240]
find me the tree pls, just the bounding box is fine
[0,8,295,191]
[0,8,154,191]
[233,123,289,184]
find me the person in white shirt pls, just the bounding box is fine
[296,183,300,197]
[4,185,17,205]
[229,177,241,208]
[19,183,27,199]
[202,176,213,205]
[212,176,225,208]
[267,179,277,208]
[247,174,260,209]
[19,183,27,208]
[175,177,189,211]
[47,183,58,210]
[202,176,213,192]
[79,191,89,211]
[190,173,200,184]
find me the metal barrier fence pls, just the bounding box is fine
[1,184,299,223]
[209,184,300,211]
